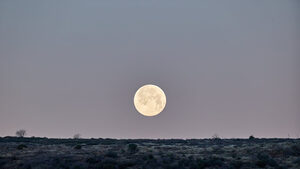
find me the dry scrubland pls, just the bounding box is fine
[0,137,299,169]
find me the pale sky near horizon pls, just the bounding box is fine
[0,0,299,138]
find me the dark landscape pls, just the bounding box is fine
[1,1,299,169]
[0,137,299,169]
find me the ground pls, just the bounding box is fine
[0,137,299,169]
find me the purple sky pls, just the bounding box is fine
[0,0,299,138]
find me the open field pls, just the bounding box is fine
[0,137,299,169]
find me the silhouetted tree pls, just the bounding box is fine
[16,129,26,137]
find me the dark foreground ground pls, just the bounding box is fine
[0,137,299,169]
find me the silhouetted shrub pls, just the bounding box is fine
[127,143,138,153]
[249,135,255,140]
[212,134,222,142]
[74,145,82,150]
[17,144,27,150]
[16,129,26,137]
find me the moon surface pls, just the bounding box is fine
[134,84,166,116]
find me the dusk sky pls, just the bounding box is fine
[0,0,299,139]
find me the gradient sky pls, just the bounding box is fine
[0,0,299,139]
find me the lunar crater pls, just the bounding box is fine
[134,84,166,116]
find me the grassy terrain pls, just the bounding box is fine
[0,137,299,169]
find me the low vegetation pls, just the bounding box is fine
[74,144,82,150]
[0,137,299,169]
[16,144,27,150]
[15,129,26,138]
[127,143,138,154]
[249,135,255,140]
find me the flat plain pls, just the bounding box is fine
[0,137,299,169]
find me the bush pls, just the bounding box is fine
[74,145,82,150]
[16,129,26,137]
[212,134,221,140]
[212,134,222,143]
[127,143,138,153]
[17,144,27,150]
[249,135,255,140]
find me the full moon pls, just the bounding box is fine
[134,84,166,116]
